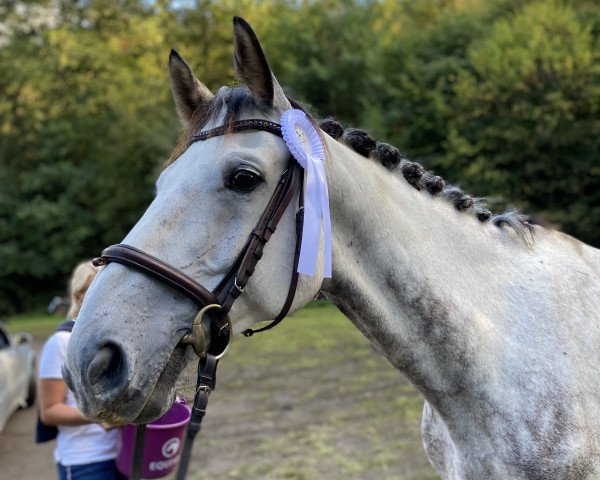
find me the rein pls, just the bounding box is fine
[92,119,305,479]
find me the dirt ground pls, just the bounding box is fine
[0,338,56,479]
[0,306,439,480]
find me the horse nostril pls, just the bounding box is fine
[86,342,128,393]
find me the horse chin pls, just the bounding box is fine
[132,343,191,424]
[132,384,175,424]
[96,342,190,426]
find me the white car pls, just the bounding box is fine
[0,322,36,432]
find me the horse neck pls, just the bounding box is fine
[321,136,527,409]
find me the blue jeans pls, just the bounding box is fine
[57,459,127,480]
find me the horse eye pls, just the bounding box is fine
[227,168,262,192]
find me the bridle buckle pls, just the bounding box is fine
[233,277,244,294]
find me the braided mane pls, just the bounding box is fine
[318,118,533,243]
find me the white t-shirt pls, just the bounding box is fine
[39,329,121,466]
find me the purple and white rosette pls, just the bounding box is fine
[281,109,332,278]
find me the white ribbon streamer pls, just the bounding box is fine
[281,109,332,277]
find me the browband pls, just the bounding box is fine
[191,119,283,143]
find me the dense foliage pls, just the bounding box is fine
[1,0,598,313]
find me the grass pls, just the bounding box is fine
[3,312,62,337]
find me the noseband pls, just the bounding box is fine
[92,118,305,479]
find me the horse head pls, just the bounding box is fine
[63,18,324,424]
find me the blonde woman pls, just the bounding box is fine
[39,261,125,480]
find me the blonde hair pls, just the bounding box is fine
[67,260,100,319]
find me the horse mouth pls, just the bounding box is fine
[95,341,191,425]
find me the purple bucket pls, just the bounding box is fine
[116,401,191,479]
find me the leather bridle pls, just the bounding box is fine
[91,118,305,479]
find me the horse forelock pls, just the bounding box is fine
[166,85,270,166]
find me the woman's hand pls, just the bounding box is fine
[100,422,120,431]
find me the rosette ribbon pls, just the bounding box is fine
[281,109,332,278]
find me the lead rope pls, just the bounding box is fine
[175,353,218,480]
[130,424,146,480]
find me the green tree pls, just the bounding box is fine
[0,1,178,312]
[1,0,598,314]
[260,0,379,125]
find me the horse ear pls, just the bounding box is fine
[168,49,214,125]
[233,17,288,110]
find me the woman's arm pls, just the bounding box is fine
[39,379,91,426]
